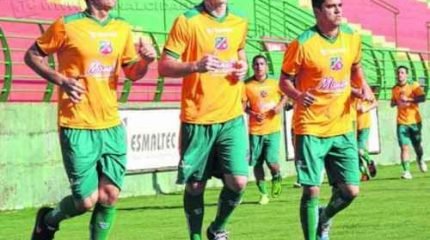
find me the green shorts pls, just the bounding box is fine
[357,128,370,150]
[249,131,281,167]
[177,116,248,184]
[295,132,359,186]
[397,123,422,147]
[59,125,127,200]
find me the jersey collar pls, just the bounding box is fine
[83,10,113,26]
[199,2,229,23]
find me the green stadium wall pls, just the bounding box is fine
[0,102,429,210]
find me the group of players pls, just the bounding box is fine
[25,0,426,239]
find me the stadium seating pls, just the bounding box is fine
[0,0,428,102]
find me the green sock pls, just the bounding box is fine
[211,187,243,231]
[323,187,355,220]
[299,195,319,240]
[272,172,282,181]
[44,195,85,228]
[90,203,116,240]
[401,161,410,172]
[362,151,371,165]
[184,191,204,240]
[256,181,268,195]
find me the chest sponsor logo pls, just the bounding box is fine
[87,61,115,78]
[318,77,348,92]
[330,56,343,71]
[215,37,228,50]
[99,40,113,55]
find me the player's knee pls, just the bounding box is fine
[269,163,280,173]
[76,194,98,212]
[343,186,359,199]
[98,186,120,205]
[303,185,320,197]
[185,182,206,195]
[225,176,247,192]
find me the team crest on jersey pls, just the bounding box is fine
[99,40,113,55]
[260,90,268,98]
[215,37,228,50]
[330,56,343,71]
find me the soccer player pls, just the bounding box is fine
[158,0,248,239]
[391,65,427,179]
[25,0,156,239]
[354,95,378,180]
[279,0,374,239]
[243,55,287,205]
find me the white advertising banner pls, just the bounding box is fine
[120,109,180,173]
[283,108,381,161]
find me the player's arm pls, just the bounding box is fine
[122,38,156,81]
[279,73,314,107]
[24,44,84,103]
[409,84,426,103]
[351,63,374,101]
[158,52,221,78]
[271,95,288,114]
[361,100,378,113]
[231,48,248,81]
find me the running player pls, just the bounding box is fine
[391,65,427,179]
[279,0,374,239]
[158,1,248,239]
[25,0,156,239]
[243,55,287,205]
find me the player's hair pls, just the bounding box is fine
[396,65,409,74]
[252,54,267,66]
[312,0,325,9]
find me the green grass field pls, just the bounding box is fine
[1,164,430,240]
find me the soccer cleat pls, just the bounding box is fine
[206,225,229,240]
[401,171,413,180]
[258,194,270,205]
[317,207,332,240]
[368,160,377,178]
[271,178,282,198]
[31,207,58,240]
[418,161,428,173]
[360,173,369,182]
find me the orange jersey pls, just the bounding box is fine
[37,12,138,129]
[356,99,372,130]
[164,4,248,124]
[282,25,362,137]
[244,78,284,135]
[391,82,424,124]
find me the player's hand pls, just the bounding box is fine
[60,76,86,103]
[361,86,375,102]
[138,37,156,62]
[231,60,248,81]
[194,55,222,73]
[255,112,266,123]
[297,90,315,107]
[269,105,283,116]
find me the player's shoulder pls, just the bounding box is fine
[63,12,86,24]
[183,4,205,20]
[244,76,256,85]
[339,23,358,35]
[296,26,318,44]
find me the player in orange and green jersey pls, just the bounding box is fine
[279,1,374,239]
[391,65,427,180]
[352,90,378,181]
[243,55,287,205]
[25,0,156,239]
[158,1,248,239]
